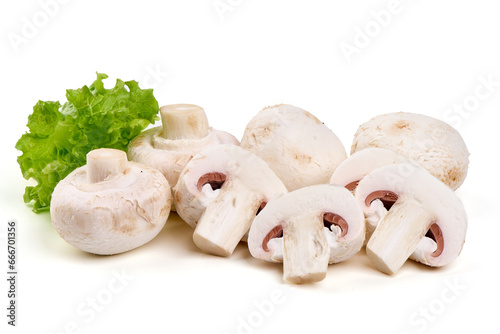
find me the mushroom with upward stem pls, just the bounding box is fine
[248,184,365,283]
[173,144,287,257]
[128,104,239,208]
[355,163,467,274]
[50,148,172,255]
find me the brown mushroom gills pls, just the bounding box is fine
[197,172,227,191]
[256,202,267,215]
[197,173,266,214]
[345,180,359,192]
[426,223,444,257]
[323,213,348,237]
[347,181,396,210]
[261,212,348,252]
[364,190,399,210]
[262,225,283,252]
[366,191,444,257]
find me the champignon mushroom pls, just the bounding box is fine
[50,148,172,255]
[330,147,410,240]
[240,104,347,191]
[127,104,239,208]
[355,163,467,274]
[248,184,365,283]
[173,144,287,257]
[351,112,469,190]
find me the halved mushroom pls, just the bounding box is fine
[248,184,365,283]
[355,163,467,274]
[173,144,287,257]
[128,104,239,208]
[351,112,470,190]
[241,104,347,191]
[330,147,410,240]
[50,148,172,255]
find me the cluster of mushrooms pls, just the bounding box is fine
[50,104,469,283]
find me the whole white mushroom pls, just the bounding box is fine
[241,104,347,191]
[351,112,469,190]
[128,104,239,208]
[50,148,172,255]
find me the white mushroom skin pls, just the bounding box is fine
[355,163,467,274]
[173,144,287,257]
[330,147,411,241]
[127,104,239,207]
[351,112,469,190]
[241,104,347,191]
[248,184,365,283]
[50,148,172,255]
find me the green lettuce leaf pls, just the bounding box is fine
[15,73,159,212]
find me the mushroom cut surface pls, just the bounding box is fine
[355,163,467,274]
[173,144,287,257]
[248,184,365,283]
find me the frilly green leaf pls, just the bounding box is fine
[15,73,159,213]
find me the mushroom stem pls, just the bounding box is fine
[283,212,329,283]
[86,148,127,184]
[193,179,262,256]
[160,104,209,140]
[366,198,432,274]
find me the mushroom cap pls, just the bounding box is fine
[351,112,469,190]
[50,161,171,255]
[241,104,347,191]
[355,163,467,267]
[128,126,239,188]
[173,144,287,229]
[248,184,365,264]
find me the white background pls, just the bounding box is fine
[1,1,499,333]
